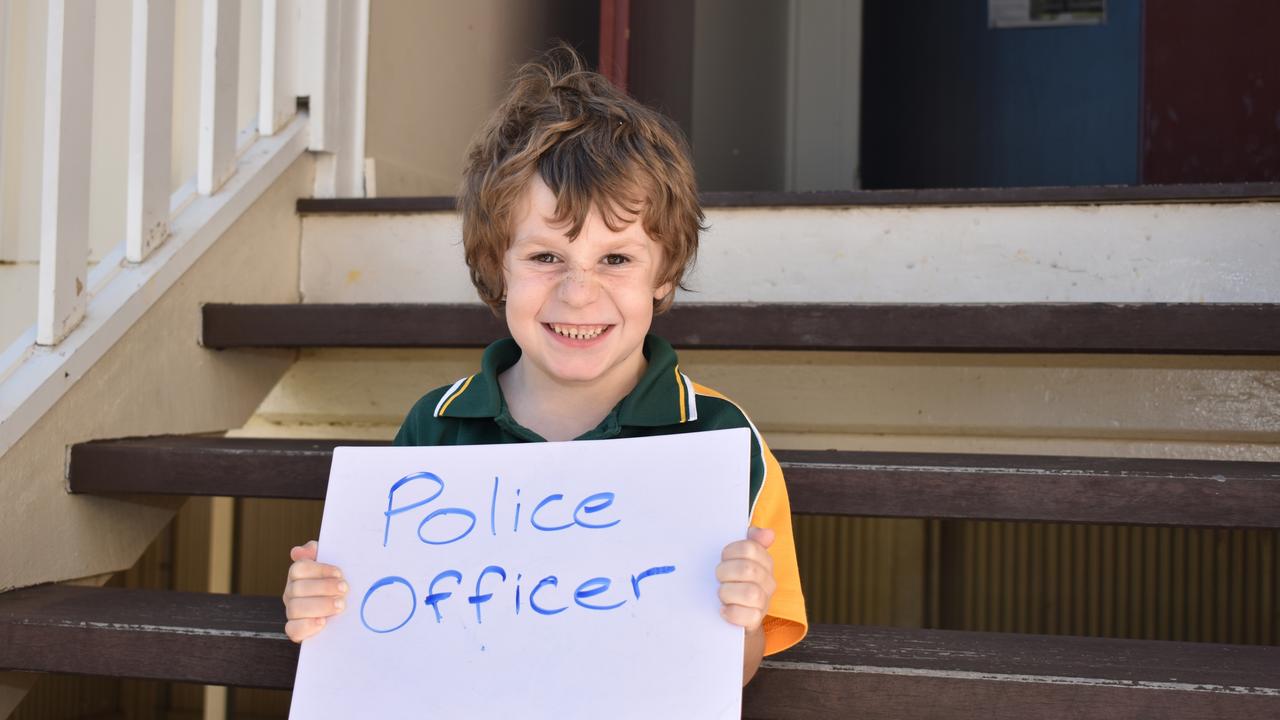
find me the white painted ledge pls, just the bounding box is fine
[0,113,310,458]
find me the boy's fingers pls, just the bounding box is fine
[285,595,347,620]
[282,578,349,601]
[719,603,766,630]
[718,581,771,612]
[747,526,776,549]
[289,540,319,563]
[721,540,774,572]
[715,558,774,588]
[287,559,343,582]
[284,617,327,643]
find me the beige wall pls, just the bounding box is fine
[363,0,582,196]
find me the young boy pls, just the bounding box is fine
[282,47,806,685]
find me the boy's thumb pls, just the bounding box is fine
[748,526,776,549]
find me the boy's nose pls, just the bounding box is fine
[557,265,601,306]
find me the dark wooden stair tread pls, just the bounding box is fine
[1,585,1276,717]
[201,302,1280,354]
[68,436,1280,528]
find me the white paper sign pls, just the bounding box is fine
[289,429,749,719]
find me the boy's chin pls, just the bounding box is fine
[539,361,619,386]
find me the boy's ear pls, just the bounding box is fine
[653,280,674,302]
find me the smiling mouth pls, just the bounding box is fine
[545,323,610,340]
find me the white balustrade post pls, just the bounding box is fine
[308,0,340,154]
[311,0,368,198]
[125,0,175,263]
[0,0,11,249]
[37,0,95,346]
[259,0,297,136]
[197,0,240,195]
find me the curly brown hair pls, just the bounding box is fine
[459,45,703,314]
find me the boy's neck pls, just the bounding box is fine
[498,355,646,442]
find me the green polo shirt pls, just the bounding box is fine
[392,334,767,506]
[392,332,810,655]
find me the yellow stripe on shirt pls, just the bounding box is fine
[437,375,475,416]
[674,365,687,422]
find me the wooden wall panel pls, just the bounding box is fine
[938,522,1277,645]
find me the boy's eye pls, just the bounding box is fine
[531,253,559,264]
[602,254,629,266]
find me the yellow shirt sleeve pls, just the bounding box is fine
[751,438,809,655]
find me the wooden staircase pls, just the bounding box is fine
[4,186,1280,718]
[3,418,1279,716]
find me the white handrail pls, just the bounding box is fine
[7,0,368,360]
[37,0,96,346]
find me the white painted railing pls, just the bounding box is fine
[6,0,366,349]
[0,0,368,456]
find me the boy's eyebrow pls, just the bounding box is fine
[511,233,651,250]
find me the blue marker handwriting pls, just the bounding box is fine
[384,474,619,548]
[361,471,677,637]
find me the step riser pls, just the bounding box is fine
[298,200,1280,305]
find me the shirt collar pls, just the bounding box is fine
[435,334,697,428]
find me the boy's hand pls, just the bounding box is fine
[282,540,348,643]
[716,526,777,631]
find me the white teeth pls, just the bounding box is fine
[551,323,606,340]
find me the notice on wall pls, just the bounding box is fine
[989,0,1105,28]
[288,429,750,719]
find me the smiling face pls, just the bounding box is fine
[502,176,671,394]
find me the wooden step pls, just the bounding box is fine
[201,302,1280,354]
[0,585,295,689]
[2,585,1275,718]
[68,436,1280,528]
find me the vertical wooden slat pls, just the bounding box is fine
[310,0,368,198]
[1263,531,1276,644]
[258,0,295,136]
[308,0,339,153]
[1029,523,1044,633]
[835,517,851,624]
[1147,528,1160,638]
[36,0,95,346]
[1230,530,1245,643]
[1200,529,1215,640]
[1187,529,1201,641]
[1244,531,1259,642]
[197,0,240,195]
[1085,526,1099,636]
[926,519,941,629]
[0,0,10,248]
[1100,525,1115,637]
[1216,529,1230,641]
[1014,523,1028,633]
[202,495,236,720]
[999,523,1014,631]
[125,0,174,263]
[1170,528,1185,641]
[977,523,990,630]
